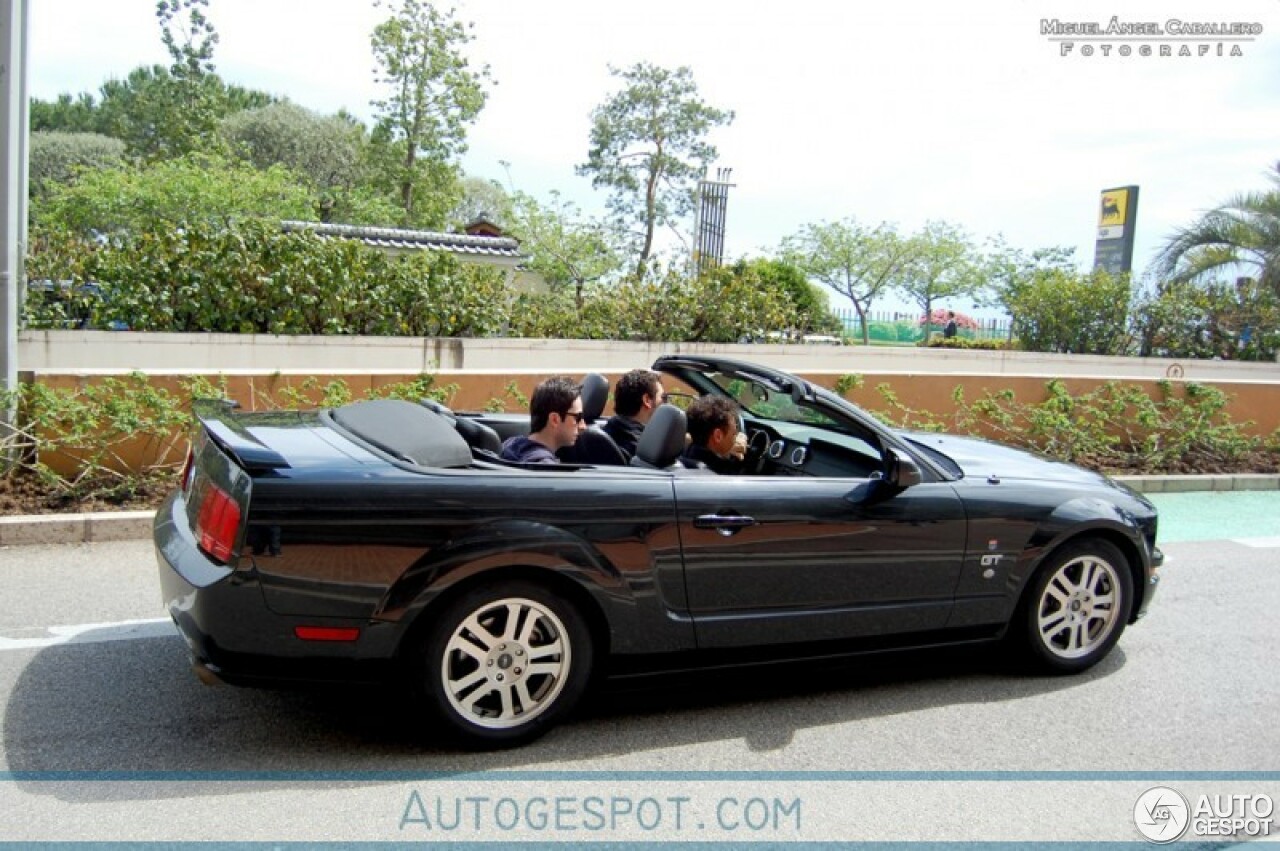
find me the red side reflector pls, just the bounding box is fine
[294,626,361,642]
[195,484,241,564]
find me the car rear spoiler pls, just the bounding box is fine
[192,399,291,472]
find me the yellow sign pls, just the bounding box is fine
[1098,188,1130,226]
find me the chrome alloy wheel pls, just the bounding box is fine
[1035,553,1122,659]
[441,597,572,730]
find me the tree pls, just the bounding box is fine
[221,103,394,223]
[32,66,276,155]
[1156,162,1280,294]
[36,153,315,236]
[895,220,981,343]
[28,132,126,199]
[731,258,840,336]
[448,175,511,230]
[369,0,490,226]
[578,63,734,275]
[1005,267,1132,354]
[981,237,1077,342]
[1131,277,1279,361]
[780,218,911,345]
[506,190,624,308]
[30,93,101,134]
[142,0,230,159]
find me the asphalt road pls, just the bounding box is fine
[0,492,1277,844]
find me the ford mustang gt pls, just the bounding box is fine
[155,355,1162,747]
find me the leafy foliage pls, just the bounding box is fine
[1155,161,1280,294]
[954,380,1260,473]
[221,103,396,224]
[0,373,189,506]
[147,0,229,159]
[780,218,913,345]
[508,262,796,343]
[35,153,315,235]
[894,221,981,343]
[505,189,625,304]
[1003,266,1132,354]
[26,219,513,336]
[369,0,490,226]
[28,132,126,199]
[578,63,734,272]
[1131,277,1280,361]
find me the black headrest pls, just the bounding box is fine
[631,404,687,469]
[581,373,609,424]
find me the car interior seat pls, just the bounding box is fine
[419,398,502,455]
[630,404,687,470]
[559,373,628,465]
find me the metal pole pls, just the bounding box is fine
[0,0,28,443]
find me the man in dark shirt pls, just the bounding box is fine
[500,376,585,463]
[602,368,665,460]
[680,395,747,474]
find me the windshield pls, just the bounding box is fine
[708,372,840,428]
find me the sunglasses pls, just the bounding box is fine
[563,411,585,423]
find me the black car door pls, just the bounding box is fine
[675,473,966,649]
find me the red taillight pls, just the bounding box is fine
[196,484,241,564]
[294,626,361,642]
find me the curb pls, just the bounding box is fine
[0,511,155,548]
[0,475,1278,548]
[1112,473,1280,494]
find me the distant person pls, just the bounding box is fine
[680,396,747,474]
[943,311,959,340]
[500,376,585,464]
[602,369,666,460]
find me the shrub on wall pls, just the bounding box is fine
[25,219,513,336]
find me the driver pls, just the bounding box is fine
[680,396,748,474]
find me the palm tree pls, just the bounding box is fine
[1155,162,1280,293]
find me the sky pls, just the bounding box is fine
[26,0,1280,316]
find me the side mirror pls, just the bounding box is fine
[886,449,922,489]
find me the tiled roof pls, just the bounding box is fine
[281,220,525,260]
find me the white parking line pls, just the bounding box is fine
[0,617,175,651]
[1231,537,1280,548]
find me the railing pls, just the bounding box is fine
[832,310,1012,343]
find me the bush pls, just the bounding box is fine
[27,219,513,336]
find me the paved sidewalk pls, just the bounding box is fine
[1,474,1276,548]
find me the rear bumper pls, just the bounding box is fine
[154,491,395,687]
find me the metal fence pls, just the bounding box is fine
[832,309,1011,344]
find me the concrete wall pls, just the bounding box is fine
[19,329,1280,382]
[19,332,1280,478]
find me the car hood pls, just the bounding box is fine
[900,430,1121,489]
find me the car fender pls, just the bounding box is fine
[1011,494,1149,601]
[377,517,695,657]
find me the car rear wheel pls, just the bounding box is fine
[420,580,592,748]
[1018,539,1134,673]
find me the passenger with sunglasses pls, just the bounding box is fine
[500,376,586,464]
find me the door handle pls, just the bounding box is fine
[693,514,756,536]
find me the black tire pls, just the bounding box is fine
[418,580,593,748]
[1016,539,1134,674]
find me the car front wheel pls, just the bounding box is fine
[420,580,592,748]
[1018,539,1134,673]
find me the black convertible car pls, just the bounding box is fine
[155,355,1162,746]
